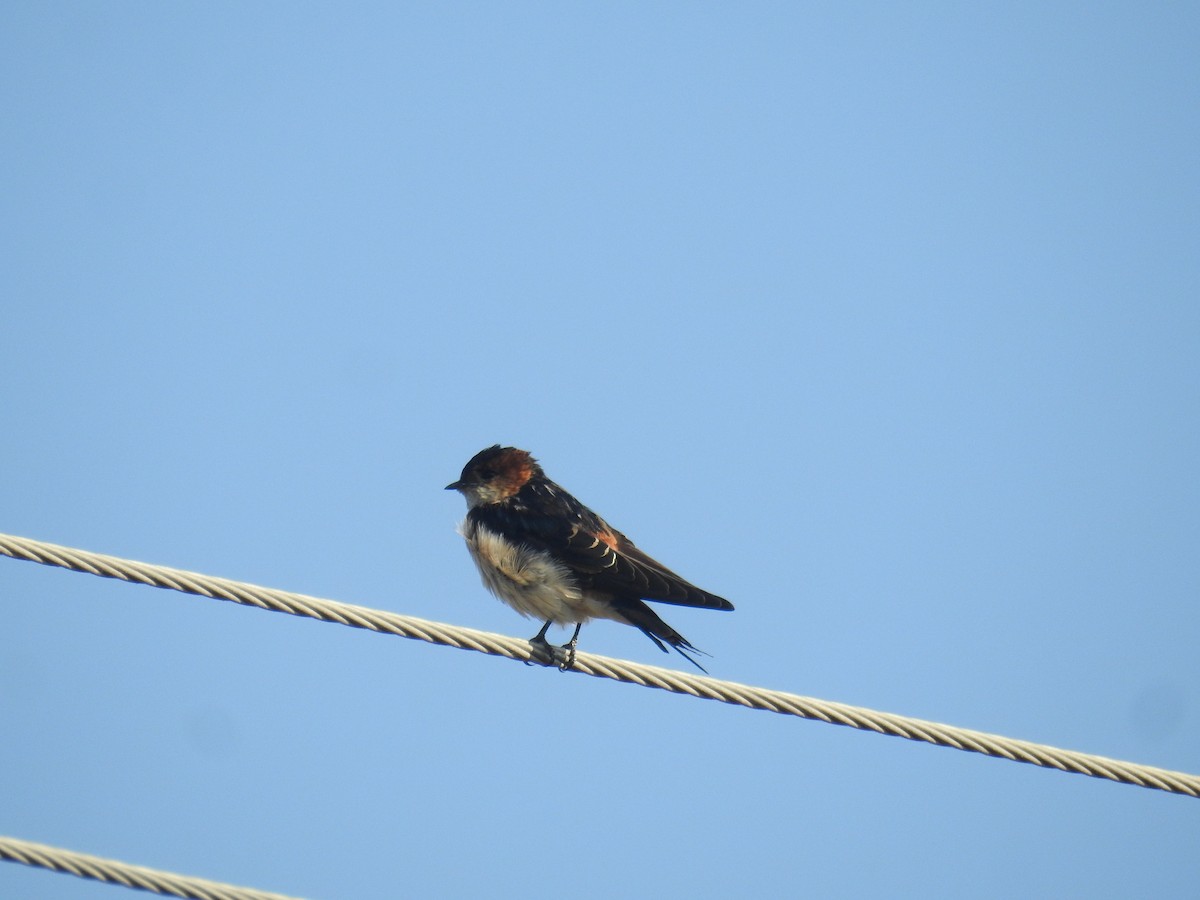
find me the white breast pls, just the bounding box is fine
[459,520,621,626]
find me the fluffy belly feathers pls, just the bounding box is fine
[460,520,619,625]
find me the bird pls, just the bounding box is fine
[446,445,734,672]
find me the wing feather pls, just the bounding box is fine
[473,487,734,612]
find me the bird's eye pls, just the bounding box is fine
[478,468,495,480]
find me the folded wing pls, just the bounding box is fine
[475,493,733,611]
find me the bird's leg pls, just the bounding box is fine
[526,620,579,670]
[526,620,557,666]
[559,622,582,671]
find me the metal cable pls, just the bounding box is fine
[0,835,304,900]
[3,531,1197,798]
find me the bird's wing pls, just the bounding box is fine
[475,495,733,611]
[606,532,734,610]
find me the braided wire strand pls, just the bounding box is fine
[0,835,304,900]
[2,532,1197,798]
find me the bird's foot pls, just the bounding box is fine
[527,634,575,671]
[558,633,579,671]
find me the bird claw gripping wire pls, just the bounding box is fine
[524,621,580,671]
[526,633,576,671]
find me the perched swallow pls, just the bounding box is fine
[446,445,734,672]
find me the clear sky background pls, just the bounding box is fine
[3,4,1198,898]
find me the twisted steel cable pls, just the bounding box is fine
[0,835,304,900]
[2,531,1197,798]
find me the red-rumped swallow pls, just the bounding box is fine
[446,445,734,671]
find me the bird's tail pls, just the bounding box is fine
[618,600,712,674]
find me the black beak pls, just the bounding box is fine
[445,480,463,491]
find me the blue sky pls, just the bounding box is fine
[3,3,1198,897]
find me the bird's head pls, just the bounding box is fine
[446,445,541,507]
